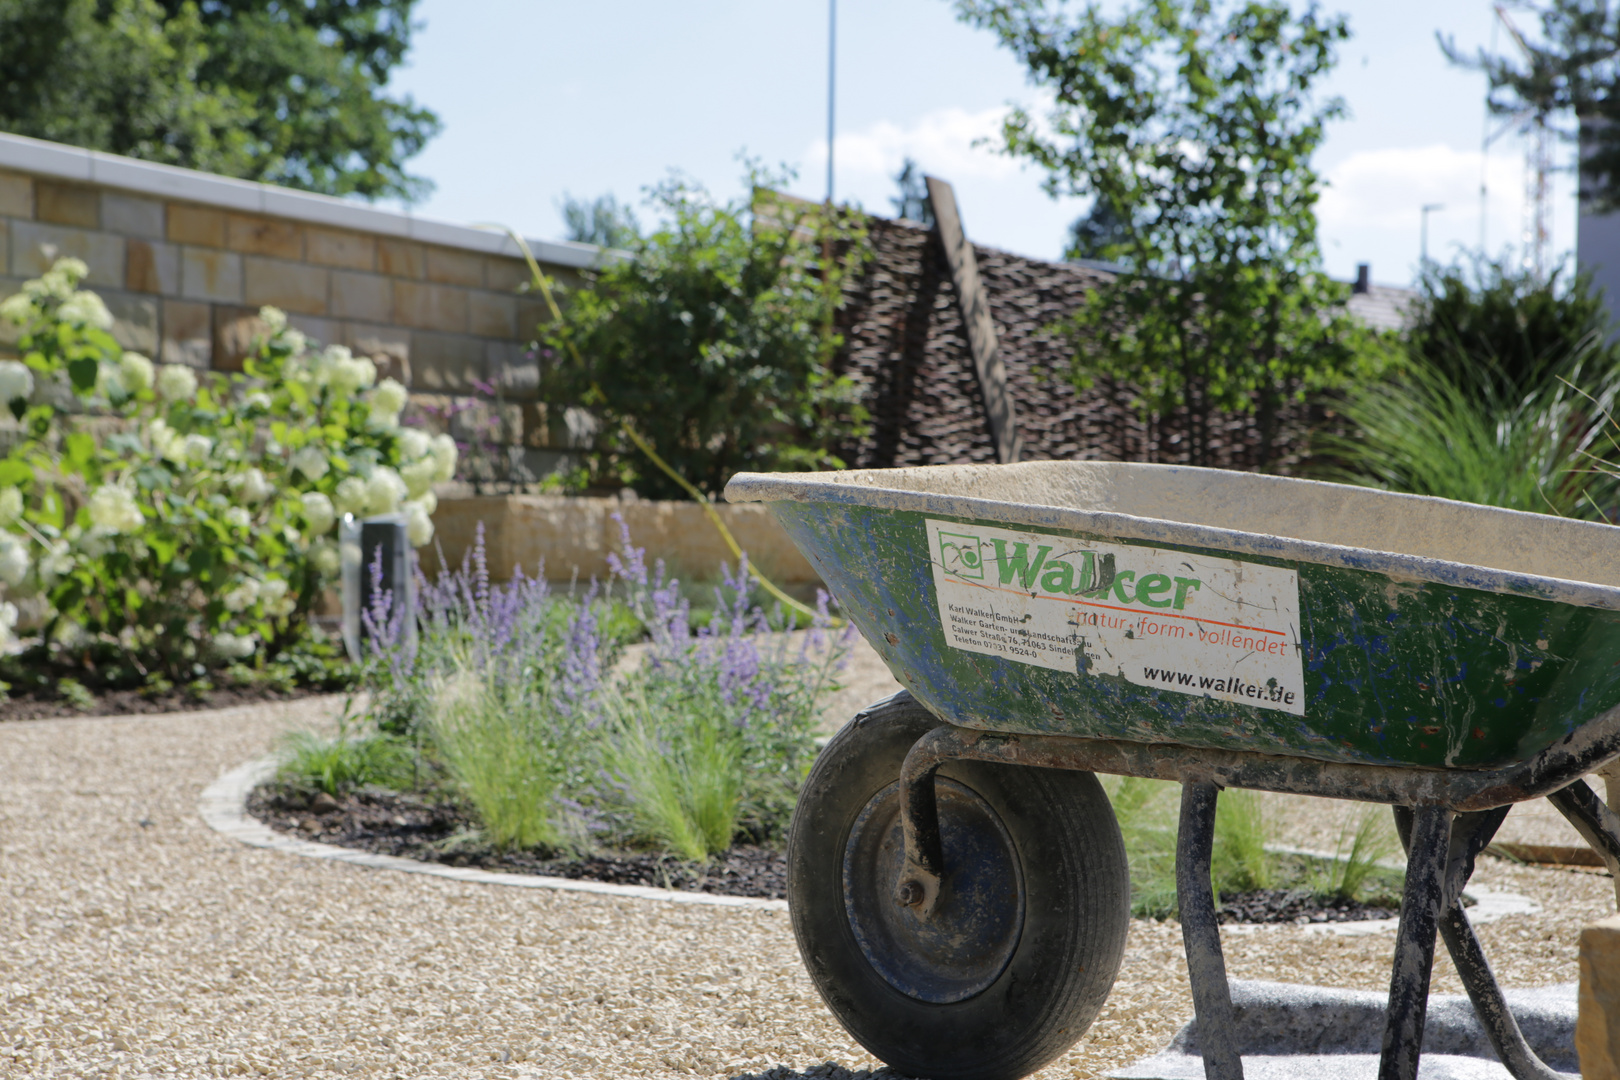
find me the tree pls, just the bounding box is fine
[541,171,870,499]
[956,0,1373,469]
[1441,1,1620,213]
[0,0,440,201]
[558,193,641,250]
[1065,193,1130,264]
[890,157,934,226]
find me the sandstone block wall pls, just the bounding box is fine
[0,132,606,477]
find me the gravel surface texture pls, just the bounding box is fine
[2,698,1617,1079]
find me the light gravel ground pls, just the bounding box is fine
[1,699,1616,1080]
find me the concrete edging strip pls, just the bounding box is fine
[199,756,788,912]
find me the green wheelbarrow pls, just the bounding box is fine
[724,461,1620,1080]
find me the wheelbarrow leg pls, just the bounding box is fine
[1404,805,1567,1080]
[1548,779,1620,909]
[1176,780,1242,1080]
[1379,804,1452,1080]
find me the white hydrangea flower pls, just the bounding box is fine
[397,427,431,462]
[283,327,308,357]
[332,476,368,517]
[404,500,434,547]
[259,577,294,617]
[0,601,17,646]
[0,487,21,524]
[231,468,273,504]
[78,530,114,558]
[224,506,251,529]
[222,578,260,612]
[259,306,288,332]
[429,433,458,483]
[181,433,212,464]
[413,489,437,516]
[400,457,437,499]
[119,352,154,394]
[156,364,198,402]
[370,377,408,418]
[301,491,335,535]
[364,467,407,516]
[57,291,113,330]
[96,360,128,400]
[243,390,272,411]
[0,533,28,586]
[51,258,89,285]
[0,292,33,326]
[290,445,328,482]
[0,360,35,406]
[39,539,73,584]
[87,485,143,534]
[310,540,341,576]
[212,633,257,659]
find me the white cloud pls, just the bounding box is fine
[1318,144,1521,237]
[1314,142,1577,280]
[799,101,1084,261]
[805,104,1027,188]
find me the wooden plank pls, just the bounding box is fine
[925,175,1022,463]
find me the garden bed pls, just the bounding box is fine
[0,681,339,722]
[244,780,1412,920]
[246,783,787,899]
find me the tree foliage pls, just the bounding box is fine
[0,0,439,201]
[559,193,642,250]
[890,157,934,227]
[957,0,1374,469]
[541,172,870,500]
[1404,256,1618,402]
[1441,1,1620,214]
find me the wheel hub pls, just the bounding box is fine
[842,778,1025,1004]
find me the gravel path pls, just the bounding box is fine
[1,700,1616,1079]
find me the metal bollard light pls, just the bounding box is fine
[339,513,415,662]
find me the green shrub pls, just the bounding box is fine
[1212,788,1272,893]
[0,259,457,684]
[1321,347,1620,517]
[540,168,871,498]
[430,673,572,851]
[603,689,742,861]
[277,725,416,796]
[1309,804,1399,902]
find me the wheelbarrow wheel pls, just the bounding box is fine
[788,692,1130,1080]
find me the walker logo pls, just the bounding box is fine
[926,519,1305,715]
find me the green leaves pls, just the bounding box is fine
[0,0,439,201]
[541,169,871,498]
[961,0,1373,468]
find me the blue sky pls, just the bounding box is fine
[380,1,1572,287]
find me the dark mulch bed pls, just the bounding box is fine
[1215,888,1398,924]
[246,785,789,899]
[248,785,1415,922]
[0,682,339,722]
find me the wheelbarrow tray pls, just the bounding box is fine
[725,461,1620,774]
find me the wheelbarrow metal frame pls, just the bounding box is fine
[885,697,1620,1080]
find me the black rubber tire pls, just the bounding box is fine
[788,691,1130,1080]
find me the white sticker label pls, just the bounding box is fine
[926,519,1305,714]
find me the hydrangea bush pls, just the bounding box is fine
[0,259,456,687]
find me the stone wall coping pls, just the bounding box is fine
[0,130,619,271]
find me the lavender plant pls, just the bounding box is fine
[301,514,853,861]
[596,525,853,857]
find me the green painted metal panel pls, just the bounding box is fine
[773,500,1620,771]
